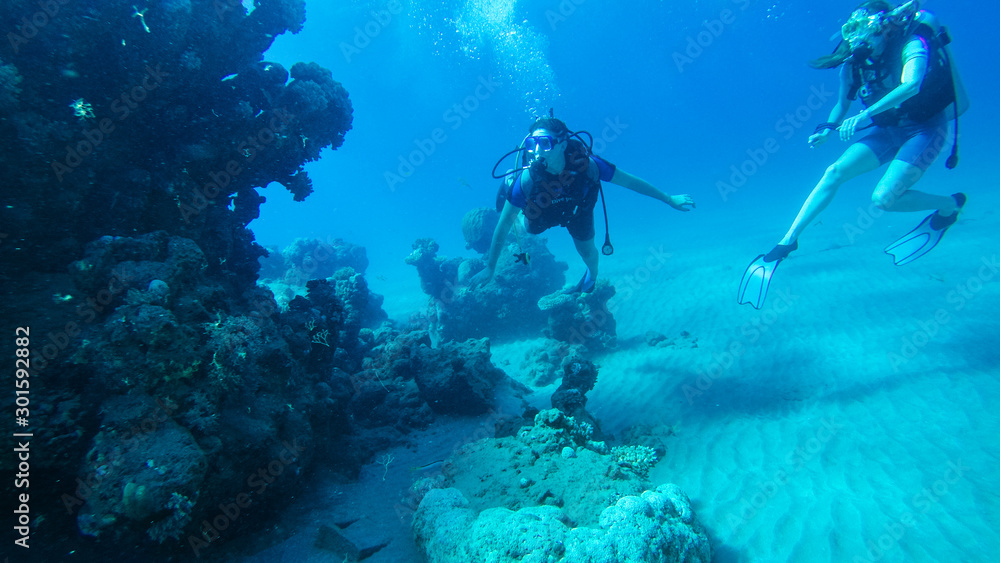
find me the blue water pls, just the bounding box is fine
[253,0,997,312]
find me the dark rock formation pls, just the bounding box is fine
[645,330,699,349]
[0,0,356,558]
[550,355,606,442]
[412,338,508,415]
[75,395,206,543]
[551,356,598,415]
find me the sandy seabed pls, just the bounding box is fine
[582,189,1000,563]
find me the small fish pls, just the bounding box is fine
[458,177,472,189]
[376,274,387,281]
[410,460,446,472]
[514,252,530,265]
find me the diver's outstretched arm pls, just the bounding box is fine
[609,168,695,211]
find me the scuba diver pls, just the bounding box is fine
[738,0,968,309]
[470,114,695,293]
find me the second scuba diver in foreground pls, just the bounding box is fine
[739,0,969,309]
[471,115,695,294]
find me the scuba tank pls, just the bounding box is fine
[858,1,968,168]
[892,3,969,168]
[886,0,919,27]
[905,9,969,118]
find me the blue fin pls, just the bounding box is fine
[885,193,966,266]
[738,242,796,309]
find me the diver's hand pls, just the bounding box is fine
[468,268,493,289]
[808,129,832,148]
[839,110,871,142]
[667,194,695,212]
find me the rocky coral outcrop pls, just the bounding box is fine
[550,356,604,438]
[412,338,509,415]
[75,395,206,544]
[259,237,370,292]
[412,409,711,563]
[461,207,499,254]
[538,279,618,351]
[406,235,565,343]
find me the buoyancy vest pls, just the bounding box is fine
[848,11,960,126]
[505,139,615,230]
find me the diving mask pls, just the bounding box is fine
[841,9,885,47]
[524,134,566,153]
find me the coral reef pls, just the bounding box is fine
[411,338,510,415]
[258,239,387,343]
[0,1,362,557]
[2,0,353,283]
[74,395,206,543]
[502,338,574,387]
[0,1,667,561]
[411,409,711,562]
[618,423,681,462]
[406,235,566,343]
[461,206,499,254]
[405,238,462,301]
[609,445,659,480]
[550,356,603,437]
[292,237,368,275]
[538,279,618,351]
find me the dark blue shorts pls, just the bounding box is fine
[858,111,949,172]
